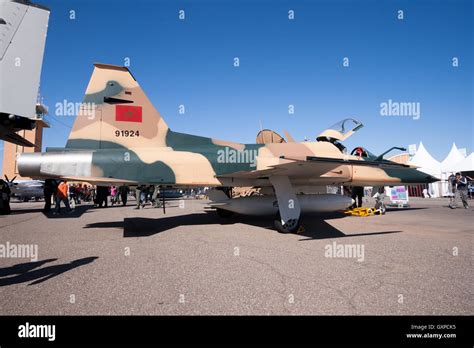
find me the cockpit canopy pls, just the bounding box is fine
[350,146,377,160]
[256,129,286,144]
[317,118,363,142]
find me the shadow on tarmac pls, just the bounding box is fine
[8,201,180,218]
[84,210,403,241]
[298,225,402,240]
[385,207,428,212]
[8,204,94,218]
[298,212,403,240]
[84,211,270,237]
[0,257,98,286]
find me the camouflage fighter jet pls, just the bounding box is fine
[18,64,438,233]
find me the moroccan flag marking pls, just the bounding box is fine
[115,105,142,123]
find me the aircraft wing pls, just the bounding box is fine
[216,156,411,181]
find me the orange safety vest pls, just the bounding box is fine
[57,183,68,199]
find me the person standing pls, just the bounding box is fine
[351,186,364,208]
[96,186,108,208]
[110,186,118,206]
[448,173,456,207]
[43,179,57,213]
[135,185,142,209]
[76,184,82,204]
[55,180,72,214]
[151,185,162,208]
[119,185,129,206]
[0,179,11,215]
[69,184,77,205]
[451,172,469,209]
[90,185,96,204]
[142,186,151,204]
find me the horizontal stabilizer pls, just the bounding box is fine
[0,131,35,147]
[207,189,229,202]
[0,0,50,118]
[207,202,229,207]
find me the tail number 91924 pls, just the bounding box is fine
[115,130,140,137]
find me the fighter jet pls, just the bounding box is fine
[0,0,50,146]
[18,64,438,233]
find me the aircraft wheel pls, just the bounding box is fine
[216,208,234,218]
[274,213,300,233]
[375,201,386,215]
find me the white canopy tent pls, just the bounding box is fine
[408,142,441,176]
[451,153,474,173]
[441,143,466,173]
[408,142,442,197]
[438,143,469,196]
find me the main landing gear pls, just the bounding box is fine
[269,176,301,234]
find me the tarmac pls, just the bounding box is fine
[0,196,472,315]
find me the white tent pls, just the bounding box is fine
[441,143,466,173]
[438,143,468,196]
[452,153,474,173]
[408,142,442,197]
[408,142,441,176]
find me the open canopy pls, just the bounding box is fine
[317,118,363,142]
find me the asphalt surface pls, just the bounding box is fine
[0,197,472,315]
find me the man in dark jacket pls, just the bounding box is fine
[0,179,11,215]
[350,186,364,208]
[451,172,469,209]
[43,179,57,213]
[118,185,129,206]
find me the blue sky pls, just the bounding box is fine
[2,0,473,166]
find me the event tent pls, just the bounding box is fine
[441,143,466,173]
[451,153,474,174]
[408,142,441,177]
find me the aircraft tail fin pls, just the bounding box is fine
[66,63,169,149]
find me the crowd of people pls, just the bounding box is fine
[43,180,98,214]
[44,181,134,214]
[40,181,165,214]
[134,185,162,209]
[94,185,130,208]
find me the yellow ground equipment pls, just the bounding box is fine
[344,207,384,216]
